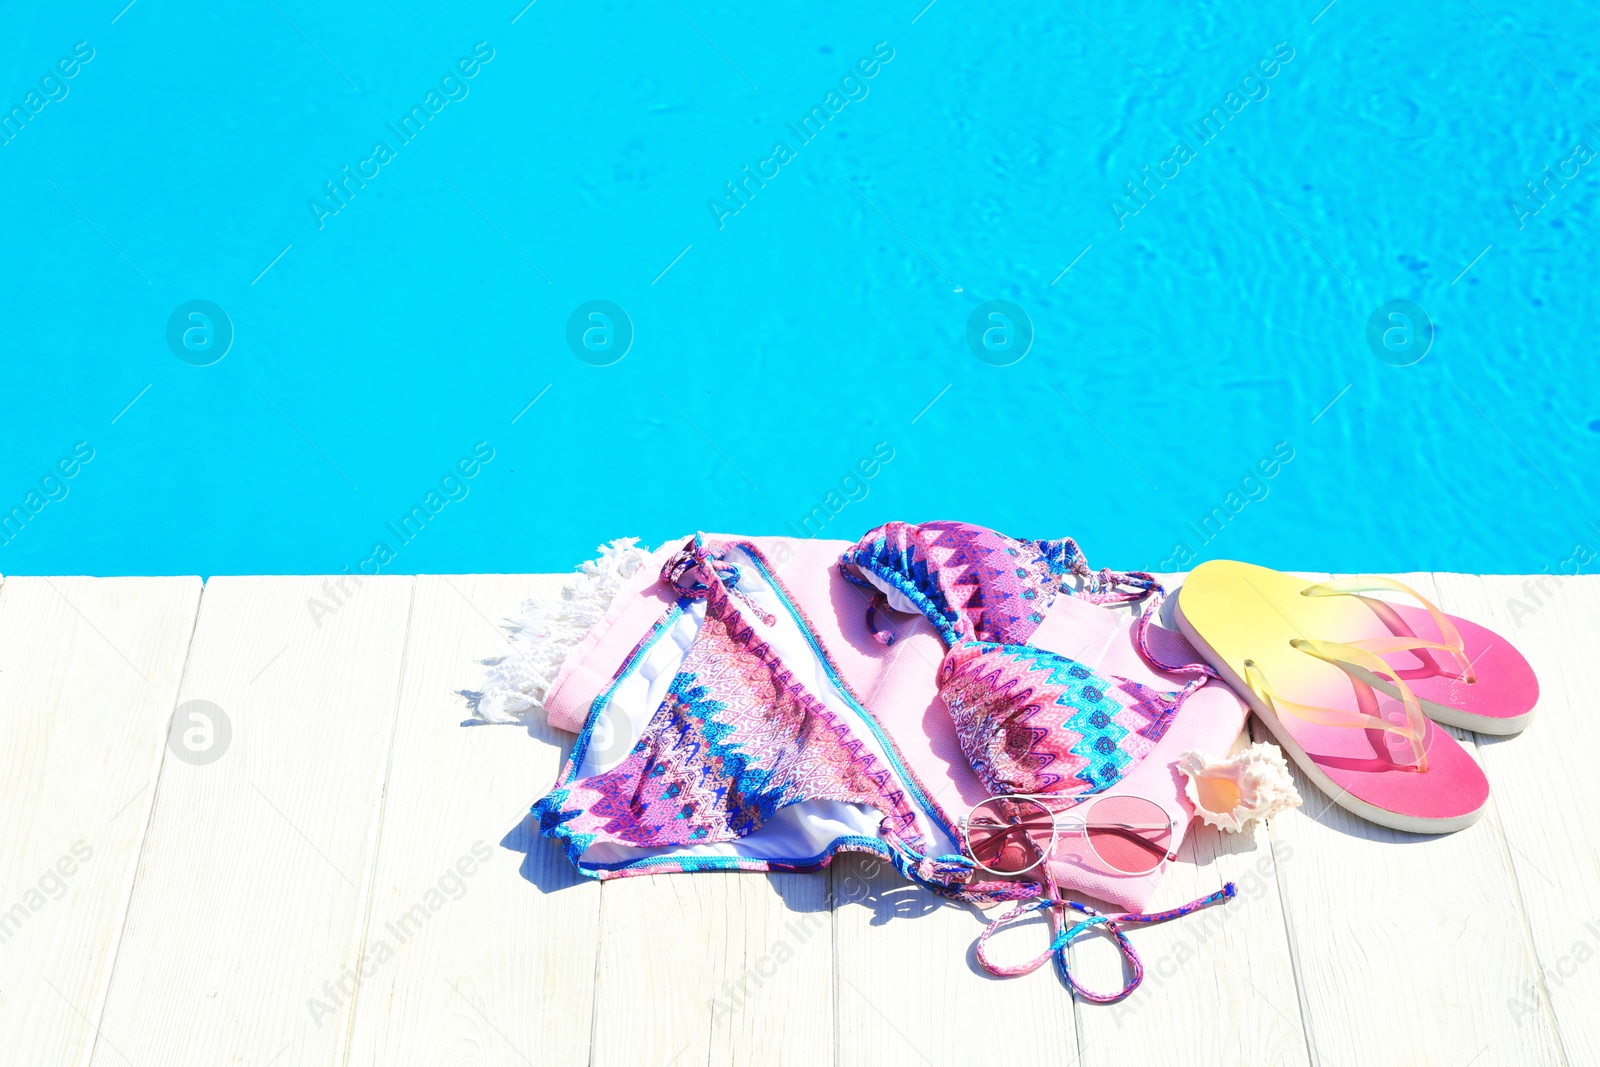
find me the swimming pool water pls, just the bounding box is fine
[3,1,1597,576]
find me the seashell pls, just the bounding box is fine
[1177,743,1301,833]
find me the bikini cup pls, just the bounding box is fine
[937,638,1186,798]
[839,520,1159,648]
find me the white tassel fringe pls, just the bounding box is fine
[473,538,655,724]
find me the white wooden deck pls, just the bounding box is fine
[1,573,1595,1066]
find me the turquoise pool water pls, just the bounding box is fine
[3,1,1597,576]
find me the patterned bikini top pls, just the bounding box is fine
[937,638,1183,797]
[841,520,1213,799]
[837,520,1161,647]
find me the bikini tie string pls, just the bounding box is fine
[975,883,1237,1002]
[660,540,776,626]
[877,827,1042,906]
[1044,535,1162,606]
[1134,589,1223,700]
[865,590,896,646]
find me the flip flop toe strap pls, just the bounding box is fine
[1244,637,1431,771]
[1301,576,1475,682]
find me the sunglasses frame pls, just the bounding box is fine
[958,791,1180,877]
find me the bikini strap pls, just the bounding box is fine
[1134,590,1221,699]
[1051,911,1144,1003]
[974,898,1144,1000]
[864,589,897,647]
[1031,537,1162,605]
[974,897,1063,977]
[879,828,1041,905]
[975,883,1237,1002]
[1038,541,1218,697]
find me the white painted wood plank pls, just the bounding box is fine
[0,576,201,1067]
[1268,574,1563,1067]
[1433,572,1600,1065]
[593,869,834,1065]
[1071,790,1311,1065]
[2,569,1580,1067]
[343,574,601,1067]
[834,853,1077,1066]
[1025,582,1307,1066]
[89,576,414,1067]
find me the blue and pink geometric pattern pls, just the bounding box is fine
[936,639,1183,797]
[536,543,925,864]
[840,520,1158,647]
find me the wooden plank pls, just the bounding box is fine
[833,852,1076,1066]
[343,574,602,1067]
[1433,572,1600,1065]
[592,869,834,1065]
[0,576,201,1066]
[1267,573,1563,1066]
[88,576,414,1067]
[1071,785,1311,1065]
[0,568,1580,1066]
[1045,581,1308,1066]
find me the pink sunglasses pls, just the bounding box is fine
[959,792,1179,877]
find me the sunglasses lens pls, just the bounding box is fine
[1085,795,1172,875]
[966,796,1055,874]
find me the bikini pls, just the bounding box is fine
[837,519,1161,648]
[534,524,1235,1000]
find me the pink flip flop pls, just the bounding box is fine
[1176,562,1492,833]
[1293,576,1538,735]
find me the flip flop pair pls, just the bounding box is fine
[1176,561,1538,833]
